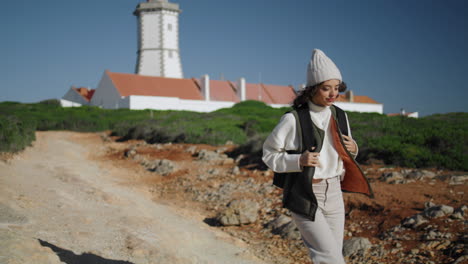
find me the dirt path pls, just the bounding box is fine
[0,131,265,264]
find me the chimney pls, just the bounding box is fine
[346,90,354,102]
[237,77,246,101]
[200,74,210,101]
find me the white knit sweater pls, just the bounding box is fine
[262,101,357,179]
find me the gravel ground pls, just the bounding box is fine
[0,131,266,264]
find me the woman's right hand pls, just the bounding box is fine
[299,147,320,167]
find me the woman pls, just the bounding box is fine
[262,49,372,264]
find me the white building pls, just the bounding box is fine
[64,70,296,112]
[60,86,94,107]
[61,0,384,114]
[334,90,383,114]
[61,70,384,113]
[134,0,183,78]
[387,108,419,118]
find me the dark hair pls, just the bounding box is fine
[292,81,347,109]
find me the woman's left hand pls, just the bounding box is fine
[342,135,357,154]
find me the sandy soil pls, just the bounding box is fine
[0,131,266,264]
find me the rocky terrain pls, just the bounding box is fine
[1,131,467,264]
[112,134,467,264]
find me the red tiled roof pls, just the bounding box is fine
[210,80,240,102]
[261,84,296,105]
[336,94,380,104]
[245,83,274,104]
[107,71,203,100]
[192,79,239,102]
[72,87,95,102]
[104,71,378,106]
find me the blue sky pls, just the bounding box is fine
[1,0,467,116]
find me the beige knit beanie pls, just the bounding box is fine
[306,49,342,87]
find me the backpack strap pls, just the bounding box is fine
[297,107,317,152]
[290,110,302,153]
[332,105,349,137]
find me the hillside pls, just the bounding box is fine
[1,131,466,263]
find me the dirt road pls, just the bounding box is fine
[0,131,265,264]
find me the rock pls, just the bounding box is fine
[99,132,111,142]
[258,183,275,195]
[124,147,137,158]
[261,170,273,177]
[145,159,176,175]
[234,154,245,163]
[266,214,291,230]
[266,215,301,239]
[453,255,468,264]
[207,168,220,175]
[229,166,240,175]
[197,149,227,161]
[185,146,197,154]
[424,204,454,218]
[217,199,259,226]
[218,182,239,197]
[221,158,235,165]
[449,175,468,185]
[215,147,228,153]
[422,230,439,240]
[451,205,467,220]
[425,201,436,209]
[402,213,428,229]
[421,170,437,179]
[380,171,405,184]
[404,170,423,180]
[404,170,437,180]
[451,212,464,220]
[421,230,452,241]
[343,237,372,257]
[132,154,144,162]
[275,221,301,240]
[435,240,451,250]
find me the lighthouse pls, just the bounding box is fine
[134,0,183,78]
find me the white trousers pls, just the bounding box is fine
[291,176,346,264]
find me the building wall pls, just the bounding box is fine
[334,102,383,114]
[136,10,182,78]
[137,12,163,76]
[129,96,293,112]
[129,95,235,112]
[90,72,128,109]
[161,10,182,78]
[162,10,178,49]
[60,99,83,107]
[61,88,89,107]
[270,103,291,109]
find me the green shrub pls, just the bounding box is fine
[0,101,466,170]
[0,115,36,152]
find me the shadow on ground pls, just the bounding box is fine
[38,239,135,264]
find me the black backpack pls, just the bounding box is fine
[272,105,349,189]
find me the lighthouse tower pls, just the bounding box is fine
[134,0,183,78]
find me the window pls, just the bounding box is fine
[168,23,172,31]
